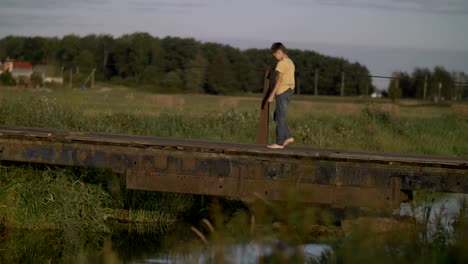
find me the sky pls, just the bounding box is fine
[1,0,467,89]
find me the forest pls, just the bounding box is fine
[0,33,373,95]
[388,67,468,100]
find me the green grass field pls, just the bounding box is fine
[1,85,467,156]
[1,85,464,118]
[1,86,468,263]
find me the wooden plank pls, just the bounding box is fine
[0,125,467,167]
[256,67,272,145]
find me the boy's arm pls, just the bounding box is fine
[267,71,283,102]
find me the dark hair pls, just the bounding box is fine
[271,42,287,53]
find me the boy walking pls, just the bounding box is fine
[267,42,295,149]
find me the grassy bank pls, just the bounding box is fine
[0,91,467,232]
[0,89,467,262]
[0,164,194,232]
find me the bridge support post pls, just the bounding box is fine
[256,67,272,145]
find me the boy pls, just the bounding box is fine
[267,42,295,149]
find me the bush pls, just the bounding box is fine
[389,84,402,102]
[30,71,43,88]
[0,71,16,86]
[16,76,29,88]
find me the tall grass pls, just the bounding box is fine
[0,95,467,231]
[0,164,190,233]
[0,93,467,262]
[0,165,112,233]
[290,105,468,156]
[1,96,467,156]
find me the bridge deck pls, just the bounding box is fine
[1,125,466,167]
[1,125,467,209]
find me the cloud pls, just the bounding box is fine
[0,0,208,11]
[312,0,468,14]
[0,0,210,35]
[0,0,111,9]
[122,0,209,14]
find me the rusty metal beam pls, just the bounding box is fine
[1,125,468,209]
[256,67,272,145]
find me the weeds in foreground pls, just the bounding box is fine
[183,193,468,263]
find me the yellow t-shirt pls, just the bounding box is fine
[275,57,295,95]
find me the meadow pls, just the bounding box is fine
[0,86,467,263]
[1,86,467,155]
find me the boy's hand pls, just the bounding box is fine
[268,71,282,103]
[267,94,275,103]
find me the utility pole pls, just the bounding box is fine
[396,78,400,93]
[69,69,73,89]
[91,68,95,89]
[457,83,462,101]
[423,74,427,100]
[438,82,442,101]
[341,71,345,97]
[296,71,300,95]
[83,68,96,89]
[103,50,108,67]
[61,66,64,87]
[453,83,456,101]
[314,69,318,96]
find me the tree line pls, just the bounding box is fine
[0,33,376,95]
[388,67,468,101]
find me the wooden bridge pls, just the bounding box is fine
[1,125,467,209]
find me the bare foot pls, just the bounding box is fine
[283,138,295,146]
[267,144,284,149]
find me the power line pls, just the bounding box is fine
[56,63,468,87]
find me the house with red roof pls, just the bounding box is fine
[2,59,33,79]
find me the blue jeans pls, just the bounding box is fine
[274,88,293,145]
